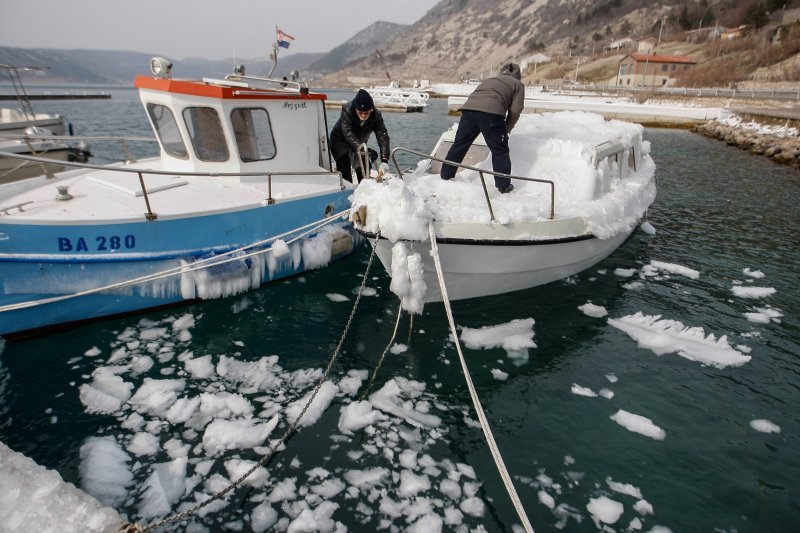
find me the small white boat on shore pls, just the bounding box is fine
[351,111,656,303]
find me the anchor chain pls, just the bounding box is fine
[125,231,381,532]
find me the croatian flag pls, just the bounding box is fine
[277,29,295,49]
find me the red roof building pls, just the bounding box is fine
[615,53,697,87]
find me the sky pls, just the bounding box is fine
[0,0,440,60]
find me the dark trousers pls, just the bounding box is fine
[440,110,511,189]
[335,153,362,183]
[335,149,378,183]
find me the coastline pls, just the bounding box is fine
[692,116,800,169]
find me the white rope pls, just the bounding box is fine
[427,223,534,533]
[0,211,350,313]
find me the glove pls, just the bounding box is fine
[379,162,390,175]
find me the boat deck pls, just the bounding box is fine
[0,162,347,223]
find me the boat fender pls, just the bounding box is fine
[68,122,75,136]
[331,232,354,257]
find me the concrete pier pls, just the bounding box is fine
[447,96,731,128]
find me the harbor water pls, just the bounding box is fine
[0,87,798,532]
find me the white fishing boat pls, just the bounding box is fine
[367,82,429,112]
[0,57,359,337]
[0,65,91,182]
[351,111,657,303]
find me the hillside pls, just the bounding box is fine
[326,0,800,87]
[0,47,324,85]
[2,0,798,90]
[307,21,408,74]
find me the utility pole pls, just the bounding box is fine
[657,18,664,49]
[574,57,581,84]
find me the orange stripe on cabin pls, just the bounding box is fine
[134,76,327,101]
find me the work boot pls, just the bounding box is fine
[498,183,514,194]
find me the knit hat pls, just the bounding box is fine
[501,63,522,80]
[353,89,374,111]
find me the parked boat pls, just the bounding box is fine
[351,111,657,303]
[0,65,90,182]
[0,58,360,337]
[367,82,429,112]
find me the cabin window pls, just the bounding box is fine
[183,107,229,162]
[427,140,490,174]
[231,108,277,162]
[146,103,188,159]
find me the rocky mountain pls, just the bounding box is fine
[2,0,795,87]
[0,47,324,84]
[331,0,792,84]
[307,21,409,73]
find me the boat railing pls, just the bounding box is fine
[388,146,555,222]
[0,150,346,221]
[370,88,429,108]
[224,74,307,93]
[0,132,157,163]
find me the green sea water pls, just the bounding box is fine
[0,90,798,532]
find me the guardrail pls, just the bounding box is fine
[0,150,346,221]
[388,146,555,223]
[540,83,800,101]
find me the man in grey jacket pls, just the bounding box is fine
[440,63,525,193]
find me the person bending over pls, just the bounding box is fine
[440,63,525,193]
[330,89,390,182]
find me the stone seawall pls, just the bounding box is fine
[693,120,800,169]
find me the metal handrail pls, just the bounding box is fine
[0,150,346,221]
[388,146,556,222]
[0,132,157,143]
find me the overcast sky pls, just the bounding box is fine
[0,0,440,60]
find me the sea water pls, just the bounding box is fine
[0,87,798,532]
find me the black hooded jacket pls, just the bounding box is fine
[329,102,391,161]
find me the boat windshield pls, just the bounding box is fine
[427,140,490,174]
[146,103,188,159]
[231,108,277,162]
[183,107,230,162]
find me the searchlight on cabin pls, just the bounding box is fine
[149,57,172,78]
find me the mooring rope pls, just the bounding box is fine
[0,211,350,314]
[124,232,382,532]
[427,223,534,533]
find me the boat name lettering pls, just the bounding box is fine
[57,235,136,252]
[283,101,307,110]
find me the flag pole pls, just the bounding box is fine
[268,26,279,78]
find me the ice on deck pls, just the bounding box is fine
[352,111,656,243]
[0,441,124,532]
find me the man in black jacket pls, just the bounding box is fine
[330,89,391,182]
[440,63,525,193]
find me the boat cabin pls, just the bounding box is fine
[134,67,334,179]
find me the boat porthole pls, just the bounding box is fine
[324,203,334,218]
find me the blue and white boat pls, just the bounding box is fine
[0,58,359,337]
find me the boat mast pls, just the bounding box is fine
[374,49,392,83]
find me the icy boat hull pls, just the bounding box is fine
[367,219,631,302]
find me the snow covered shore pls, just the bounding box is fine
[694,116,800,168]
